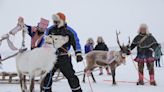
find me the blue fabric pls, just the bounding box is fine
[42,25,82,52]
[66,26,82,52]
[84,44,93,54]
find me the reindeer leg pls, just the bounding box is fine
[30,76,35,92]
[19,74,24,92]
[90,72,96,83]
[19,74,27,92]
[23,75,27,92]
[111,67,116,85]
[82,72,86,83]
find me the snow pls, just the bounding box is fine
[0,55,164,92]
[0,0,164,92]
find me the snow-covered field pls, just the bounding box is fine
[0,55,164,92]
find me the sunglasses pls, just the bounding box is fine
[53,21,60,24]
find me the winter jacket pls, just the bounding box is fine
[94,43,108,51]
[84,44,94,54]
[44,24,82,55]
[130,33,158,58]
[26,25,44,49]
[154,45,163,59]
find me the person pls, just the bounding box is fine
[94,36,111,75]
[41,12,83,92]
[84,38,94,53]
[16,17,49,49]
[130,23,158,86]
[83,38,96,83]
[155,44,163,67]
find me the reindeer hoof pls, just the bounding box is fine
[113,82,117,85]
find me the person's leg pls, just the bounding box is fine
[58,55,82,92]
[147,62,156,86]
[137,62,144,85]
[99,67,103,75]
[155,60,158,67]
[158,59,161,67]
[41,65,58,92]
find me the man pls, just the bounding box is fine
[130,23,158,86]
[42,12,83,92]
[16,17,49,49]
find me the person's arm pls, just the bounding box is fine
[130,36,139,50]
[104,44,109,51]
[67,26,82,53]
[84,45,88,54]
[67,26,83,62]
[150,35,158,51]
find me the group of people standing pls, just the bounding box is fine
[2,12,163,91]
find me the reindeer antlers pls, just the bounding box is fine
[116,30,131,48]
[116,30,122,49]
[128,36,131,46]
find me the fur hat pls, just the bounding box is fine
[138,23,149,34]
[52,12,66,28]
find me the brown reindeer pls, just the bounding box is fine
[83,31,131,85]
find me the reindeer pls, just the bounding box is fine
[15,35,69,92]
[83,31,131,85]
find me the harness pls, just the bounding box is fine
[0,25,28,62]
[107,51,126,65]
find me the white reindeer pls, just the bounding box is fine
[16,35,69,92]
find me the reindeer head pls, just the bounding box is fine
[44,35,69,48]
[116,31,131,55]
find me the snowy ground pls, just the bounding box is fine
[0,55,164,92]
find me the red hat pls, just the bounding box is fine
[56,12,66,21]
[52,12,66,22]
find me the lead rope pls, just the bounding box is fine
[82,59,94,92]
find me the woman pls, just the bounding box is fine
[130,23,158,86]
[84,38,94,53]
[94,36,111,75]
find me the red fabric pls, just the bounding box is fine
[31,33,43,48]
[134,57,155,63]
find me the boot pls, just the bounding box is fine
[137,72,144,85]
[137,80,144,85]
[150,74,157,86]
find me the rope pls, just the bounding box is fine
[130,55,150,82]
[104,80,149,84]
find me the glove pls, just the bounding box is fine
[76,55,83,63]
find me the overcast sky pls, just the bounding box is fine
[0,0,164,48]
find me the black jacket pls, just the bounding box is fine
[94,42,109,51]
[47,25,82,55]
[130,33,158,57]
